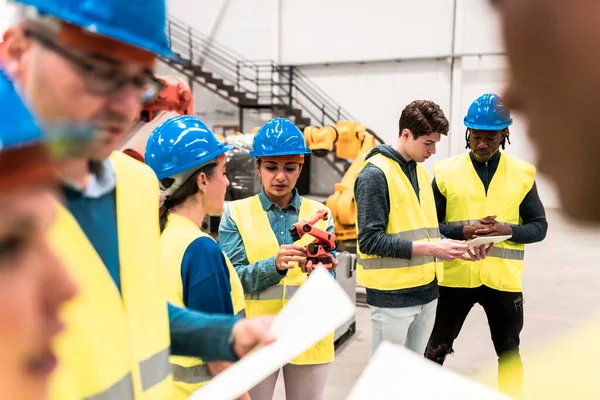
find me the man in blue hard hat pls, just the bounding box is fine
[1,1,274,399]
[469,5,600,397]
[424,93,548,398]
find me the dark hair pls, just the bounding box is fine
[158,163,218,232]
[399,100,449,139]
[465,128,511,150]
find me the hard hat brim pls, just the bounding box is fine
[248,148,312,158]
[464,121,513,131]
[155,144,233,180]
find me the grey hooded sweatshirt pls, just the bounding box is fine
[354,144,438,308]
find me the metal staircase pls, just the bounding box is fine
[162,16,359,131]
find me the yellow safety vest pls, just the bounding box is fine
[159,213,245,399]
[48,152,172,400]
[356,153,443,291]
[228,195,335,365]
[434,152,535,292]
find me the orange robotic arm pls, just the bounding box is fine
[121,75,194,156]
[289,209,337,269]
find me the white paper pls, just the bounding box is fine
[190,266,355,400]
[347,341,509,400]
[467,235,512,250]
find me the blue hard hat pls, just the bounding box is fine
[145,115,233,180]
[248,118,311,158]
[13,0,174,58]
[0,68,43,150]
[464,93,513,130]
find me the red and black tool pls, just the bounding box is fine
[289,209,337,269]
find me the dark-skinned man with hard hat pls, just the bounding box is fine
[425,94,548,399]
[1,1,274,399]
[464,1,600,397]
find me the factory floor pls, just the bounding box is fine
[272,209,600,399]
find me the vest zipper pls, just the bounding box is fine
[484,161,489,196]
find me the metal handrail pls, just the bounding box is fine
[165,17,364,127]
[290,68,355,120]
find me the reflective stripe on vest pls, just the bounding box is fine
[86,348,170,399]
[357,254,436,270]
[446,220,509,228]
[393,227,441,241]
[434,152,536,291]
[355,153,442,291]
[489,247,525,261]
[85,374,134,400]
[243,284,302,301]
[227,195,335,365]
[139,347,171,391]
[171,364,212,385]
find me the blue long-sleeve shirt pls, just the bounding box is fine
[182,236,234,315]
[63,158,238,362]
[219,189,336,294]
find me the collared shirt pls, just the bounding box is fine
[219,188,336,294]
[62,159,117,198]
[62,157,238,362]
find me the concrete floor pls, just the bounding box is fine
[272,209,600,399]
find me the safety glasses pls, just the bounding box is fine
[24,29,165,104]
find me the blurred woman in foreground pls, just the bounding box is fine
[0,68,77,400]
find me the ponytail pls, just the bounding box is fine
[158,162,219,233]
[159,199,173,233]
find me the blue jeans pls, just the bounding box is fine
[369,299,438,355]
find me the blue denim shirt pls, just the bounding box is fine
[219,189,336,294]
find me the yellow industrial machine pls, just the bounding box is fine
[304,121,378,244]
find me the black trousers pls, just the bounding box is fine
[425,285,524,398]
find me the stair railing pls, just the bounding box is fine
[165,16,379,131]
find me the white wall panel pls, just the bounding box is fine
[299,60,452,161]
[456,0,504,54]
[168,0,276,61]
[167,0,223,35]
[280,0,454,65]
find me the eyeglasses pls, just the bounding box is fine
[24,29,165,104]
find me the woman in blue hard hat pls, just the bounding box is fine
[145,115,249,400]
[0,68,77,400]
[425,93,548,398]
[219,117,338,400]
